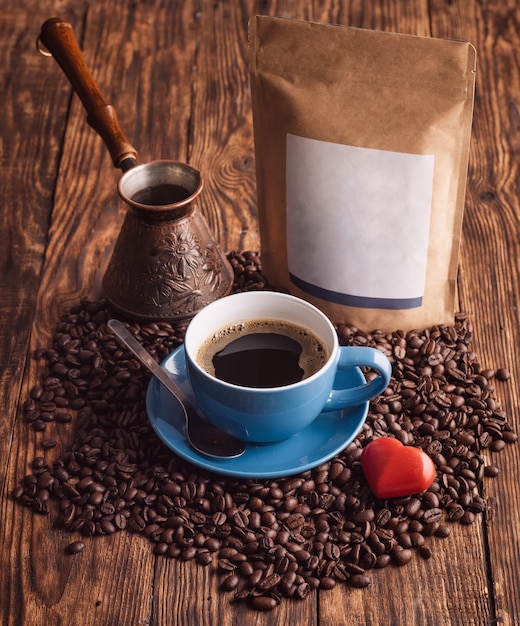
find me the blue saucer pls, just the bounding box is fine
[145,346,368,479]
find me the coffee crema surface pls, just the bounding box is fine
[196,319,328,388]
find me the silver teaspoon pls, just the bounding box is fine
[107,319,245,459]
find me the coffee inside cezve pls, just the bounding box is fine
[212,333,304,387]
[131,183,190,206]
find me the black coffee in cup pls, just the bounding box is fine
[196,319,328,388]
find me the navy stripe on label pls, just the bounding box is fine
[289,274,423,310]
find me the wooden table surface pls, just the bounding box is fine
[2,1,519,624]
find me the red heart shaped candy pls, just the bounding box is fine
[360,437,436,499]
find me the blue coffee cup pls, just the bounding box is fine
[184,291,392,443]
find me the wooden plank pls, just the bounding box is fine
[336,0,432,36]
[187,0,259,253]
[0,3,89,626]
[431,1,520,624]
[0,0,86,475]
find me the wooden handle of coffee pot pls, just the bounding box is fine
[39,17,138,171]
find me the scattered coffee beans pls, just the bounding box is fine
[12,251,517,611]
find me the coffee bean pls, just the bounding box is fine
[11,486,25,500]
[296,582,311,599]
[349,574,371,588]
[66,541,85,554]
[496,368,510,381]
[197,550,213,566]
[181,547,198,561]
[30,384,44,401]
[33,419,47,432]
[422,492,440,508]
[55,412,73,423]
[392,547,413,566]
[460,511,476,525]
[503,430,518,444]
[221,574,239,591]
[422,508,442,524]
[404,498,422,517]
[250,595,278,611]
[490,439,506,452]
[435,524,451,538]
[484,465,499,478]
[256,573,281,591]
[419,545,433,559]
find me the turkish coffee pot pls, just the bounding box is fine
[38,18,233,322]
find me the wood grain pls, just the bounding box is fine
[450,1,520,623]
[0,0,85,470]
[430,2,520,623]
[1,0,520,624]
[188,0,259,253]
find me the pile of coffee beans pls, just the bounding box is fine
[12,251,517,611]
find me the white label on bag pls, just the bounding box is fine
[286,133,434,309]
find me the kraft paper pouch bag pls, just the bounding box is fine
[249,16,476,332]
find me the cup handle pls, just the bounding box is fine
[322,346,392,411]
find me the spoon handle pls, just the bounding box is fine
[107,319,190,408]
[107,319,245,459]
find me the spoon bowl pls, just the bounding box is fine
[107,319,245,459]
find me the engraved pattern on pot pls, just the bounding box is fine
[143,225,223,311]
[103,210,233,320]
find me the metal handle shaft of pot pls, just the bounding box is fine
[38,17,138,171]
